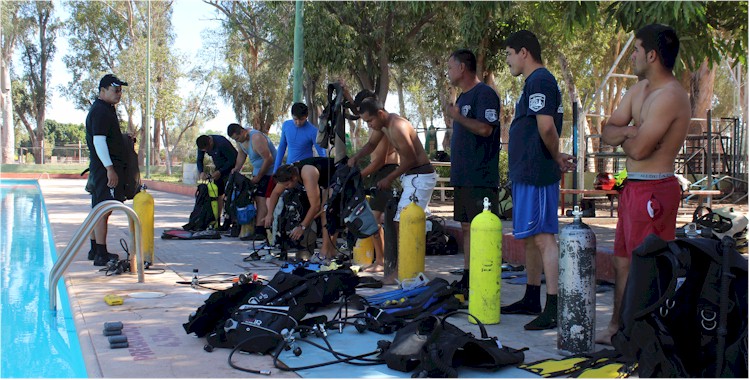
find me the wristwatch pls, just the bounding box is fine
[298,225,306,231]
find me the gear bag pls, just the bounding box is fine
[425,216,458,256]
[275,184,315,252]
[224,172,255,226]
[326,163,378,238]
[358,278,461,334]
[183,281,264,337]
[611,234,748,378]
[182,182,217,231]
[382,311,526,377]
[204,268,359,351]
[121,133,141,200]
[219,305,305,354]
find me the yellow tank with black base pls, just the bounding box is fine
[398,196,425,281]
[132,185,155,264]
[469,197,502,325]
[206,180,219,229]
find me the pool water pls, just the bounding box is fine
[0,180,87,378]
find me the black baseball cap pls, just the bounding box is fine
[99,74,128,89]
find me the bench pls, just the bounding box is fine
[431,161,453,201]
[559,188,723,217]
[559,189,619,217]
[434,176,453,201]
[681,189,723,208]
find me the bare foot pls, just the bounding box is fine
[319,251,336,259]
[595,328,617,346]
[364,264,384,273]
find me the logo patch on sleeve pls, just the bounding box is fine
[529,93,546,112]
[485,109,498,122]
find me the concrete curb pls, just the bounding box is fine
[141,179,195,197]
[1,172,85,179]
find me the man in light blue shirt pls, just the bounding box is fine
[273,103,327,173]
[228,123,277,241]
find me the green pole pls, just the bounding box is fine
[292,0,304,103]
[145,0,151,178]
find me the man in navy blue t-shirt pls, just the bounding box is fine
[196,134,238,224]
[499,30,575,331]
[445,49,502,295]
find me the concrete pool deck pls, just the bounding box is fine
[38,178,717,378]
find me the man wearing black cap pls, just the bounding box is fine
[85,74,128,266]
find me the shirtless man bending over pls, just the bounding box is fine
[596,24,690,345]
[348,98,437,283]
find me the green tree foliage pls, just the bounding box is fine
[44,119,85,145]
[62,0,131,110]
[206,0,291,133]
[605,1,747,69]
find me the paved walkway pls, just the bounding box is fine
[40,178,708,378]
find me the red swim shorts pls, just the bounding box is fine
[614,176,681,258]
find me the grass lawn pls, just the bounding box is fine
[1,164,183,183]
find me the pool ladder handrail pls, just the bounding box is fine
[49,200,145,311]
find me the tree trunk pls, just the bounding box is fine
[33,3,52,165]
[740,62,748,124]
[162,126,172,175]
[139,113,147,166]
[690,59,716,123]
[557,52,592,174]
[396,79,405,116]
[440,85,456,152]
[153,116,162,165]
[0,55,13,163]
[476,33,489,81]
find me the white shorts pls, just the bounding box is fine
[394,172,437,222]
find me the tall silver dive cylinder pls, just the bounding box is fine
[557,206,597,355]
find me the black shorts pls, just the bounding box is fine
[90,165,126,207]
[368,164,399,212]
[252,175,274,198]
[453,186,500,223]
[214,176,226,196]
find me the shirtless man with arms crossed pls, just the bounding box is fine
[596,24,690,345]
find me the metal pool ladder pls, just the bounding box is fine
[49,200,145,310]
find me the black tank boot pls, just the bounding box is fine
[501,284,542,315]
[524,293,558,330]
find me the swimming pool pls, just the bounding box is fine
[0,179,88,378]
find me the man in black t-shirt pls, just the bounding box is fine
[445,49,502,293]
[85,74,128,266]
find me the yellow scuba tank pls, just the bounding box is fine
[353,237,375,265]
[398,195,426,281]
[239,224,253,239]
[469,197,502,324]
[132,185,155,265]
[206,179,219,229]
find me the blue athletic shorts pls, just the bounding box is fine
[512,181,559,239]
